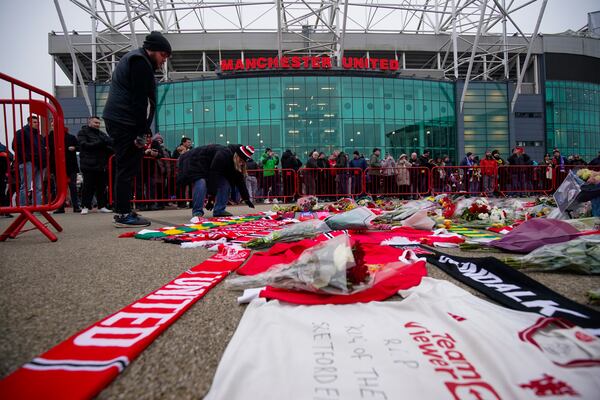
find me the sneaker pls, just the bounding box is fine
[272,198,279,204]
[80,207,89,215]
[53,208,65,214]
[113,213,151,228]
[99,207,112,213]
[73,207,82,213]
[213,211,233,217]
[190,212,204,224]
[264,199,271,204]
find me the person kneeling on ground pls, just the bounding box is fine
[177,144,255,218]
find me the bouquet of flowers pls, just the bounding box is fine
[460,198,491,221]
[271,204,296,213]
[243,219,330,249]
[489,207,507,224]
[375,199,400,211]
[504,235,600,274]
[229,235,371,294]
[324,207,376,230]
[534,196,557,208]
[297,196,319,212]
[577,168,600,184]
[525,204,553,219]
[326,197,358,213]
[356,196,378,208]
[439,196,457,219]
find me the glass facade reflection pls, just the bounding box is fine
[462,82,510,158]
[154,76,457,161]
[545,80,600,161]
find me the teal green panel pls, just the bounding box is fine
[225,99,237,121]
[259,98,271,120]
[214,100,226,122]
[247,78,259,99]
[225,79,237,99]
[154,76,459,164]
[545,80,600,161]
[237,99,249,120]
[353,98,364,118]
[364,98,374,119]
[341,98,353,118]
[203,102,215,123]
[214,80,225,100]
[247,99,260,120]
[183,103,193,124]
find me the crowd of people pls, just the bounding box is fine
[2,121,600,221]
[233,146,600,201]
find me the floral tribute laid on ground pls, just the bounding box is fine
[5,191,599,400]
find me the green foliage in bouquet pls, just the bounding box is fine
[504,235,600,274]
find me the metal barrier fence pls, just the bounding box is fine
[107,159,600,206]
[297,167,363,199]
[248,168,297,203]
[554,164,600,188]
[364,166,430,198]
[497,165,554,196]
[108,156,189,208]
[0,72,67,242]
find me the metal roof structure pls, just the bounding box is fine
[49,0,599,113]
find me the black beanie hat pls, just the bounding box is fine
[143,31,172,55]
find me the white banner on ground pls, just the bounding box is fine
[206,278,600,400]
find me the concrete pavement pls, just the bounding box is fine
[1,205,599,399]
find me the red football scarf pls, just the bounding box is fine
[0,245,251,400]
[163,219,289,245]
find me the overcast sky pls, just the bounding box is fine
[0,0,598,96]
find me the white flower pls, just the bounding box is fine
[489,207,506,224]
[478,213,490,220]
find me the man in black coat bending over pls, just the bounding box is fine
[177,144,255,219]
[102,31,171,227]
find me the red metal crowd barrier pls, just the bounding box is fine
[106,157,600,207]
[0,72,67,242]
[497,165,554,196]
[554,165,600,189]
[431,166,485,196]
[297,167,363,199]
[364,167,430,198]
[108,156,190,207]
[247,168,297,203]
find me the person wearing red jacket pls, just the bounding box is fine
[479,150,498,195]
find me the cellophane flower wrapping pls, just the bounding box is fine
[243,219,330,249]
[297,196,319,212]
[228,235,364,294]
[324,206,376,230]
[504,235,600,274]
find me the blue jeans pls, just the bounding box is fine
[192,177,230,216]
[18,162,44,206]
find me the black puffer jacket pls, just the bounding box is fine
[177,144,250,200]
[77,125,113,172]
[64,133,80,175]
[281,150,302,170]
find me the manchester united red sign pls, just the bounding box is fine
[220,56,400,72]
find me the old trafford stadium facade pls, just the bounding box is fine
[49,1,600,163]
